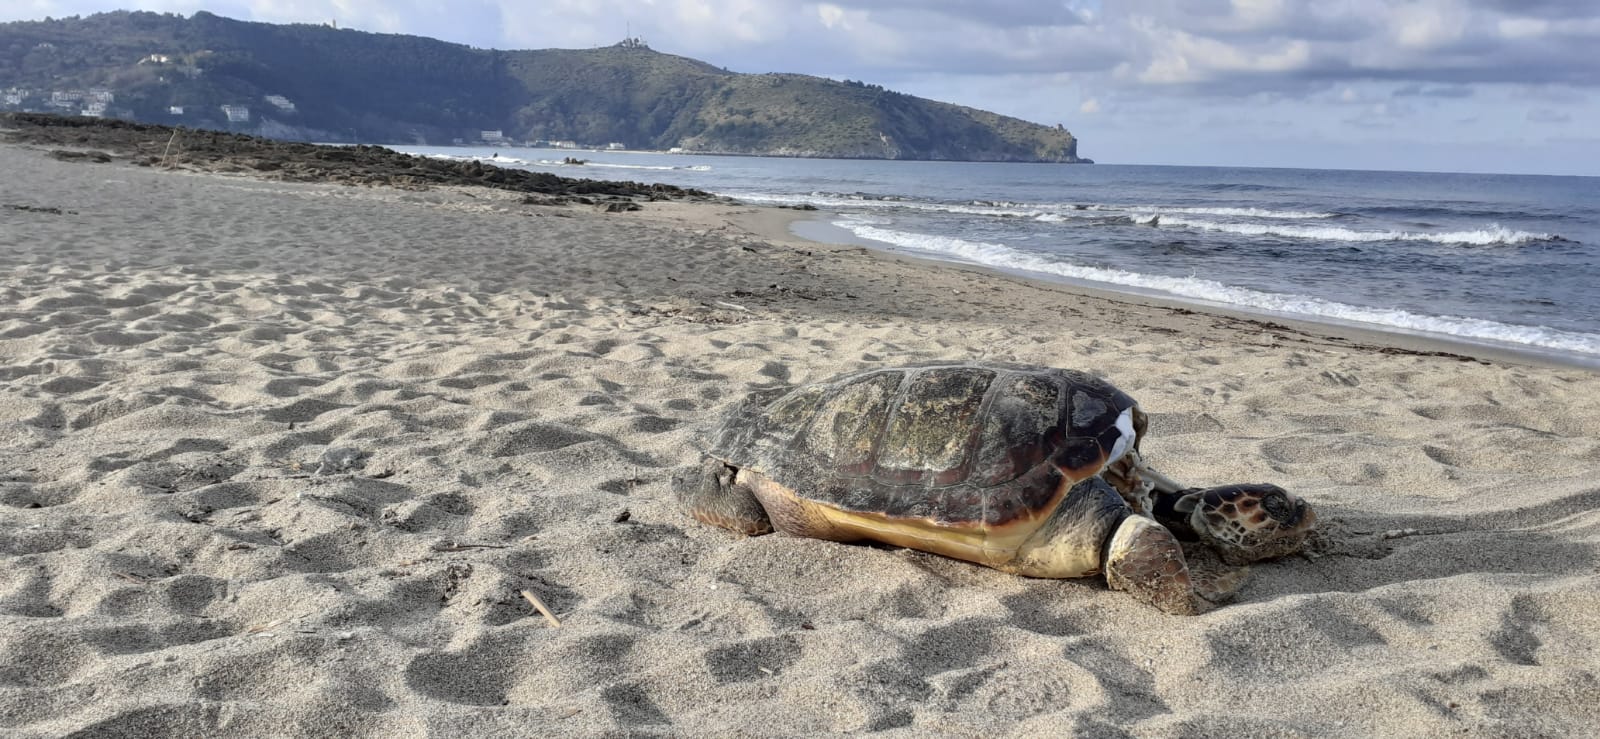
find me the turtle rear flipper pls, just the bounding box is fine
[676,457,773,536]
[1104,517,1236,615]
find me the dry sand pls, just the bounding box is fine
[2,142,1598,737]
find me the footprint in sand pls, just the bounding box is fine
[262,397,348,424]
[79,620,234,657]
[704,635,803,683]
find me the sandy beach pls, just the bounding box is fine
[2,139,1598,737]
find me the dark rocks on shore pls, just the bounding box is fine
[48,148,114,163]
[1,113,712,206]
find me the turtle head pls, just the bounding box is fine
[1176,484,1316,565]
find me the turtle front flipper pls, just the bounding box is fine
[675,457,773,535]
[1104,516,1242,615]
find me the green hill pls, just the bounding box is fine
[0,11,1088,162]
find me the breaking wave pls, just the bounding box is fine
[538,160,711,172]
[836,220,1600,356]
[734,192,1339,222]
[1130,206,1338,219]
[417,153,709,172]
[1128,215,1559,246]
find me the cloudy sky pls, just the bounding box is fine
[6,1,1599,175]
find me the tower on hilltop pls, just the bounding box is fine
[618,21,648,49]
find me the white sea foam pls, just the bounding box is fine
[837,220,1600,356]
[1134,215,1554,245]
[1070,203,1337,219]
[534,160,709,172]
[421,153,709,173]
[1137,206,1337,219]
[737,191,962,213]
[731,192,1088,220]
[734,192,1344,224]
[423,153,535,166]
[734,191,1557,247]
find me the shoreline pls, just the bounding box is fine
[669,201,1596,372]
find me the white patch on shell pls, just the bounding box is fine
[1107,407,1136,466]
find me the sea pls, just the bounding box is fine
[395,145,1600,368]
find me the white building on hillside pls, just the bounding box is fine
[221,104,251,122]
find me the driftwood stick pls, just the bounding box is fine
[432,541,510,551]
[520,589,562,627]
[160,128,180,167]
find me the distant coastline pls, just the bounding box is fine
[0,11,1089,164]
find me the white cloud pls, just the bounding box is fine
[1230,0,1288,27]
[1498,17,1549,39]
[1390,1,1470,49]
[1122,20,1313,85]
[5,1,70,19]
[816,3,848,30]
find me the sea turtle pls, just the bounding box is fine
[677,363,1316,614]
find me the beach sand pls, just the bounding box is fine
[2,141,1598,737]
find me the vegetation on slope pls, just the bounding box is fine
[0,11,1086,162]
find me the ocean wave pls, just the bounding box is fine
[1040,203,1339,220]
[734,191,1343,224]
[732,192,1098,221]
[537,160,709,172]
[577,161,677,171]
[1360,204,1580,222]
[732,192,1049,219]
[1193,183,1291,192]
[1130,215,1558,245]
[732,192,903,208]
[812,191,915,202]
[423,153,535,167]
[1134,206,1338,219]
[836,220,1600,356]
